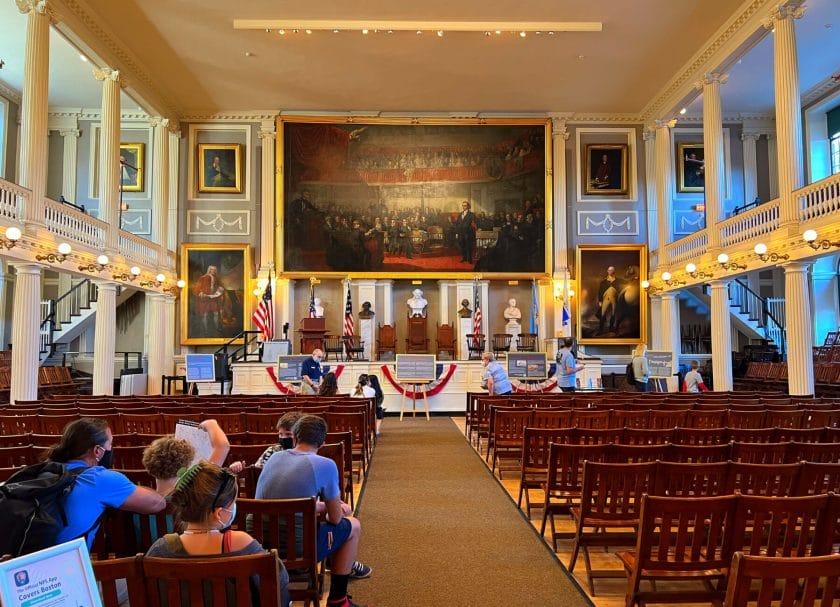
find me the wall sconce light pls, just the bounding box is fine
[0,226,21,249]
[113,266,142,282]
[753,242,789,262]
[641,280,663,295]
[140,273,167,288]
[685,263,713,280]
[79,254,111,273]
[660,271,686,287]
[36,242,72,263]
[163,279,186,296]
[717,253,746,271]
[803,229,840,250]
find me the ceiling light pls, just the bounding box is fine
[680,108,687,114]
[97,254,110,266]
[535,31,541,35]
[577,54,585,59]
[484,31,491,36]
[244,51,252,56]
[495,30,501,34]
[437,30,444,37]
[0,226,21,249]
[235,20,602,35]
[362,28,369,34]
[387,29,394,34]
[753,243,768,256]
[548,31,555,35]
[685,263,697,274]
[278,29,285,34]
[661,272,672,281]
[519,31,527,37]
[641,280,650,289]
[416,30,422,35]
[305,29,312,34]
[265,28,271,33]
[333,29,340,33]
[79,54,88,62]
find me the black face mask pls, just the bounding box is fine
[280,437,295,450]
[98,448,114,469]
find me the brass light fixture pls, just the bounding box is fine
[641,280,663,295]
[140,273,167,288]
[753,242,789,262]
[660,271,686,287]
[0,226,21,249]
[36,242,72,263]
[113,266,142,282]
[685,263,713,280]
[163,279,186,296]
[717,253,747,271]
[803,229,840,250]
[79,254,110,273]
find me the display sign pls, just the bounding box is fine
[396,354,437,382]
[262,340,291,363]
[507,352,549,380]
[0,538,102,607]
[646,351,674,378]
[185,353,216,382]
[276,355,311,382]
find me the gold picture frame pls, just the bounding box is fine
[584,144,628,195]
[119,142,145,193]
[198,143,243,193]
[180,243,251,345]
[576,244,647,345]
[677,142,705,193]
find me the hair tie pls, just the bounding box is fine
[174,463,201,492]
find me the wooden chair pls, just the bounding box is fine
[326,430,355,509]
[489,408,534,478]
[573,427,623,444]
[673,427,728,445]
[465,334,486,360]
[728,427,776,443]
[726,462,802,496]
[376,324,396,360]
[663,443,732,463]
[723,552,840,607]
[726,409,767,428]
[652,461,730,497]
[92,554,147,607]
[317,442,347,503]
[795,462,840,495]
[232,497,319,607]
[323,335,344,362]
[618,494,739,607]
[731,441,790,464]
[789,442,840,464]
[517,427,572,517]
[435,323,456,359]
[568,461,657,594]
[609,443,668,463]
[143,549,282,607]
[323,410,368,480]
[620,427,674,445]
[516,333,538,352]
[491,333,513,358]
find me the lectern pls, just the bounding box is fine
[299,318,326,354]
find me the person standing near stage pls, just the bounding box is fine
[556,338,585,392]
[481,352,512,396]
[301,348,326,395]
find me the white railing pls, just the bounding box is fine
[798,173,840,223]
[120,230,159,263]
[44,197,108,249]
[718,198,780,249]
[665,230,708,266]
[0,177,28,223]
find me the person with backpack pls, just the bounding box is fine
[556,337,584,392]
[630,343,650,392]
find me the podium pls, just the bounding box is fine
[299,318,326,354]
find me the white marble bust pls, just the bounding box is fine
[313,297,325,318]
[406,289,428,317]
[504,298,522,324]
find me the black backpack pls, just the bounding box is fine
[626,359,636,385]
[0,461,89,557]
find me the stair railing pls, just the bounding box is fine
[729,279,786,358]
[214,330,264,382]
[40,279,98,357]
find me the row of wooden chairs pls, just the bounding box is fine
[15,393,368,408]
[0,366,82,402]
[723,552,840,607]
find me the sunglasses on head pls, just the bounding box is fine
[211,468,236,509]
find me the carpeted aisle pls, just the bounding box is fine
[354,417,593,607]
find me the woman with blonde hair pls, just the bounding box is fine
[630,343,650,392]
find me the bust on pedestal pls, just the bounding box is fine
[407,289,428,318]
[458,299,474,360]
[406,289,429,352]
[504,298,522,351]
[312,297,325,318]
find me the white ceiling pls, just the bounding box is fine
[0,0,837,117]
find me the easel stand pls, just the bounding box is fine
[400,382,430,421]
[649,377,669,393]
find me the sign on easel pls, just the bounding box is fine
[507,352,548,380]
[396,354,437,382]
[185,353,216,382]
[276,355,311,382]
[646,351,674,378]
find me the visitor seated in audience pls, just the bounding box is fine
[146,461,290,607]
[142,419,231,496]
[233,411,305,473]
[256,415,371,607]
[368,374,385,435]
[682,359,710,393]
[49,418,166,549]
[352,374,376,399]
[319,371,339,396]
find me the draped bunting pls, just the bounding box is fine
[511,362,558,393]
[380,364,457,398]
[266,364,345,394]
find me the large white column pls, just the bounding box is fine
[59,128,80,203]
[377,280,394,326]
[538,280,556,357]
[163,294,176,379]
[92,281,118,395]
[95,68,122,253]
[167,129,180,254]
[654,120,675,267]
[10,264,43,403]
[766,3,806,226]
[709,279,734,391]
[146,293,166,395]
[699,72,728,251]
[0,263,11,350]
[783,262,814,395]
[660,292,681,391]
[812,257,839,346]
[767,135,779,200]
[17,0,51,227]
[275,278,294,342]
[648,294,663,350]
[644,128,658,258]
[550,116,571,271]
[741,132,760,203]
[437,280,455,325]
[151,117,170,265]
[259,122,276,270]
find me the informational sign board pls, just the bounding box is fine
[508,352,549,380]
[0,538,102,607]
[262,340,291,363]
[276,355,311,382]
[175,420,212,465]
[185,353,216,382]
[646,351,674,378]
[396,354,437,382]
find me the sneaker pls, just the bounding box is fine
[348,561,373,579]
[328,596,367,607]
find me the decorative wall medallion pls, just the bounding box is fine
[577,211,638,236]
[121,209,151,234]
[674,210,706,235]
[187,210,250,236]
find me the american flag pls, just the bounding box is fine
[343,282,355,359]
[252,281,274,341]
[473,283,482,347]
[308,283,316,318]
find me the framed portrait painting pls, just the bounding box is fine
[576,244,647,345]
[279,117,551,278]
[677,143,705,193]
[180,243,251,345]
[198,143,243,193]
[584,144,628,195]
[119,142,145,192]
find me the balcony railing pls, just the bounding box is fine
[666,230,708,267]
[798,172,840,223]
[45,197,107,249]
[718,197,780,249]
[0,179,27,222]
[120,230,160,264]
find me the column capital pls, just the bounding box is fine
[654,118,677,130]
[708,278,732,289]
[763,2,806,29]
[93,67,123,86]
[10,263,43,276]
[740,131,761,142]
[258,128,276,141]
[16,0,52,16]
[551,118,570,141]
[781,260,812,274]
[58,128,80,138]
[149,116,170,129]
[694,72,729,90]
[643,127,656,141]
[92,279,120,291]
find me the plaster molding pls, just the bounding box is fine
[655,118,677,129]
[0,79,22,105]
[564,112,642,124]
[740,131,761,142]
[694,72,730,90]
[58,128,80,138]
[802,73,840,108]
[149,116,169,129]
[762,1,807,29]
[181,111,280,122]
[47,106,150,121]
[16,0,53,17]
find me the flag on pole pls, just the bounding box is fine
[529,279,539,336]
[562,302,571,325]
[308,282,316,318]
[343,281,355,360]
[252,277,274,341]
[473,282,482,347]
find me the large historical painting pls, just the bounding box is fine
[279,118,550,277]
[180,244,250,345]
[576,245,646,345]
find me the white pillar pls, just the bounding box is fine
[741,132,760,203]
[766,4,806,226]
[146,293,166,395]
[539,280,557,357]
[167,129,180,254]
[377,280,394,326]
[698,72,728,251]
[10,263,42,403]
[649,294,663,350]
[812,258,839,346]
[17,0,51,227]
[437,280,454,325]
[259,122,276,270]
[95,68,122,253]
[164,294,175,379]
[59,128,80,203]
[355,279,377,360]
[151,117,170,265]
[92,281,118,395]
[783,262,814,395]
[0,263,11,350]
[654,120,675,267]
[550,116,571,271]
[275,278,294,342]
[660,292,681,391]
[709,279,734,391]
[644,128,658,258]
[767,135,779,200]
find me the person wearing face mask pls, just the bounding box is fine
[300,348,326,395]
[48,418,166,549]
[146,461,290,607]
[249,411,305,469]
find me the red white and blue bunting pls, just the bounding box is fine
[511,362,558,393]
[380,363,457,398]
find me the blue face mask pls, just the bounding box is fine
[220,502,237,531]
